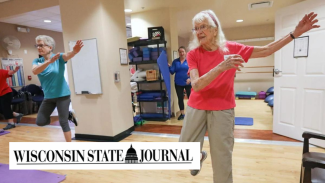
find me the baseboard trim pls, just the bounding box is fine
[73,126,134,142]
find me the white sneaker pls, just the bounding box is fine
[190,150,208,176]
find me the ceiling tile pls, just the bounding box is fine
[50,15,62,21]
[36,24,61,30]
[33,18,60,24]
[43,6,61,15]
[18,14,42,21]
[27,10,58,18]
[17,21,45,27]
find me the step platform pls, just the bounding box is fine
[235,91,257,100]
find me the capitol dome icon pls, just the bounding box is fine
[125,144,138,164]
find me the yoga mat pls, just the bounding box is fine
[157,50,171,118]
[0,130,10,136]
[235,117,253,126]
[0,163,66,183]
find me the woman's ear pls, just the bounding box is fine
[214,28,218,37]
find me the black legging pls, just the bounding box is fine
[0,92,13,119]
[175,84,191,111]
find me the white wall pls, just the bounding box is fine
[178,36,190,51]
[234,40,274,94]
[60,0,133,136]
[226,25,275,93]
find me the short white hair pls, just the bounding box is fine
[36,35,55,51]
[188,10,228,53]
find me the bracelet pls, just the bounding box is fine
[290,32,295,39]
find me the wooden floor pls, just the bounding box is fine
[0,125,324,183]
[134,124,299,142]
[20,100,272,132]
[139,99,287,141]
[145,99,273,130]
[4,100,288,142]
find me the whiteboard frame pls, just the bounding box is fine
[69,38,103,95]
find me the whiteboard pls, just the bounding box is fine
[69,38,102,94]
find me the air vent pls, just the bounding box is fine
[248,1,273,10]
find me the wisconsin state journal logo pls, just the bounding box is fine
[10,142,200,170]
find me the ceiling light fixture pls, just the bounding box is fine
[126,23,131,26]
[124,9,132,12]
[44,20,51,23]
[236,19,243,23]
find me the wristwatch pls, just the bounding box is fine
[290,32,295,39]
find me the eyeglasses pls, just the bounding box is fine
[192,24,212,32]
[34,44,49,48]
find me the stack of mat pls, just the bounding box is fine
[137,91,165,101]
[142,47,152,61]
[235,91,257,99]
[129,47,143,62]
[151,47,165,60]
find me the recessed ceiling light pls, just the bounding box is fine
[236,19,243,23]
[124,9,132,12]
[126,23,131,26]
[44,20,51,23]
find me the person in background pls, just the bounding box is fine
[32,35,83,142]
[0,66,24,130]
[169,46,191,120]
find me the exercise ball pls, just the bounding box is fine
[266,86,274,94]
[264,94,274,103]
[268,99,274,107]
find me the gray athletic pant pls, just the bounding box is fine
[179,106,235,183]
[36,95,71,132]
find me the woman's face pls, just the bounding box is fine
[194,19,217,46]
[36,40,52,55]
[178,48,186,58]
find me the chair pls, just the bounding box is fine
[19,86,33,114]
[300,131,325,183]
[11,87,27,114]
[24,84,44,112]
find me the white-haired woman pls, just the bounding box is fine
[32,35,83,142]
[180,10,319,182]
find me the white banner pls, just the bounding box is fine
[9,142,200,170]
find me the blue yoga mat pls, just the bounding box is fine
[235,117,253,126]
[157,50,171,118]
